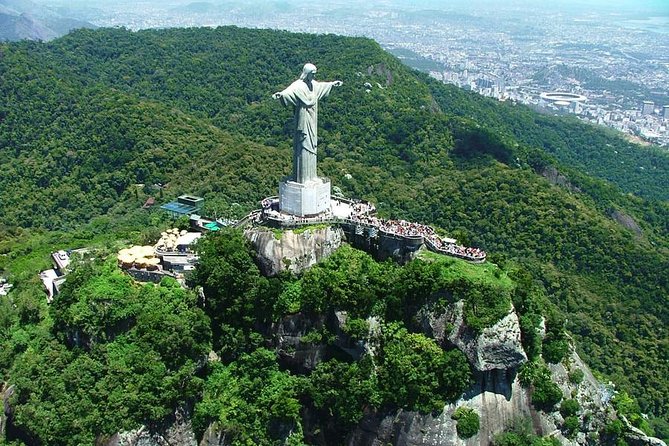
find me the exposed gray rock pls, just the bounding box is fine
[420,301,527,371]
[610,209,643,235]
[245,226,343,276]
[330,310,366,360]
[348,370,546,446]
[347,348,639,446]
[102,406,196,446]
[623,416,667,446]
[367,63,394,86]
[541,166,581,192]
[273,312,328,373]
[1,384,14,440]
[199,422,226,446]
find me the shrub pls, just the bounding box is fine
[563,416,580,437]
[542,338,569,364]
[532,375,563,409]
[377,323,472,413]
[519,361,563,410]
[492,417,561,445]
[342,317,370,341]
[274,280,302,315]
[612,392,651,434]
[452,406,480,439]
[568,368,584,385]
[604,419,624,437]
[560,399,580,418]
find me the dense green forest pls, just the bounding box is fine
[0,26,668,442]
[0,226,566,445]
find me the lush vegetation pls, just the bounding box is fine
[5,259,210,445]
[0,25,668,441]
[193,349,304,445]
[188,230,476,440]
[519,361,564,410]
[452,406,480,439]
[493,418,561,446]
[1,227,489,444]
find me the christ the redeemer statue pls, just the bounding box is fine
[272,64,342,217]
[273,63,342,184]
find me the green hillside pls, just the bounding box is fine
[0,26,668,441]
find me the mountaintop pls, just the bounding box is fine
[0,26,667,444]
[0,0,95,42]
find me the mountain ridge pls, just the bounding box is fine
[0,0,95,42]
[0,25,667,440]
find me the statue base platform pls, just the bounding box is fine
[279,177,331,217]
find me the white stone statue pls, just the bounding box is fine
[273,63,342,183]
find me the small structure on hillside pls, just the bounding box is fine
[52,250,70,272]
[153,228,200,274]
[160,194,204,218]
[40,269,66,303]
[117,245,174,283]
[39,248,87,303]
[154,228,202,253]
[0,277,14,296]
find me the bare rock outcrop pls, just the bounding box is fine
[349,348,652,446]
[541,166,581,192]
[272,312,328,373]
[348,370,543,446]
[610,209,642,235]
[420,301,527,371]
[1,384,14,440]
[624,421,667,446]
[101,406,196,446]
[245,226,343,276]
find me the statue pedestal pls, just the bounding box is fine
[279,177,331,217]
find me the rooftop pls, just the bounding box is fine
[160,201,199,216]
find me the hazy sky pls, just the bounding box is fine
[31,0,669,14]
[389,0,668,14]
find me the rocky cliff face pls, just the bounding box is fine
[272,312,329,374]
[1,383,13,442]
[102,237,666,446]
[244,226,343,276]
[345,302,537,446]
[347,348,666,446]
[348,369,534,446]
[420,301,528,372]
[99,406,197,446]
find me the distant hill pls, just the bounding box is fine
[0,0,95,41]
[171,2,219,14]
[169,1,296,15]
[0,26,667,435]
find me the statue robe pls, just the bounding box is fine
[276,79,336,183]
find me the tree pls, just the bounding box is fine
[193,349,304,445]
[376,323,471,413]
[452,406,480,439]
[189,228,274,359]
[307,359,379,428]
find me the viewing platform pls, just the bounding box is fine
[242,196,486,263]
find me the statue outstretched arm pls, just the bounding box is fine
[333,80,343,87]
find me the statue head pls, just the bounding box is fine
[300,63,317,81]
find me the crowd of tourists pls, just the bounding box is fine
[424,235,486,261]
[348,211,486,261]
[254,196,486,262]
